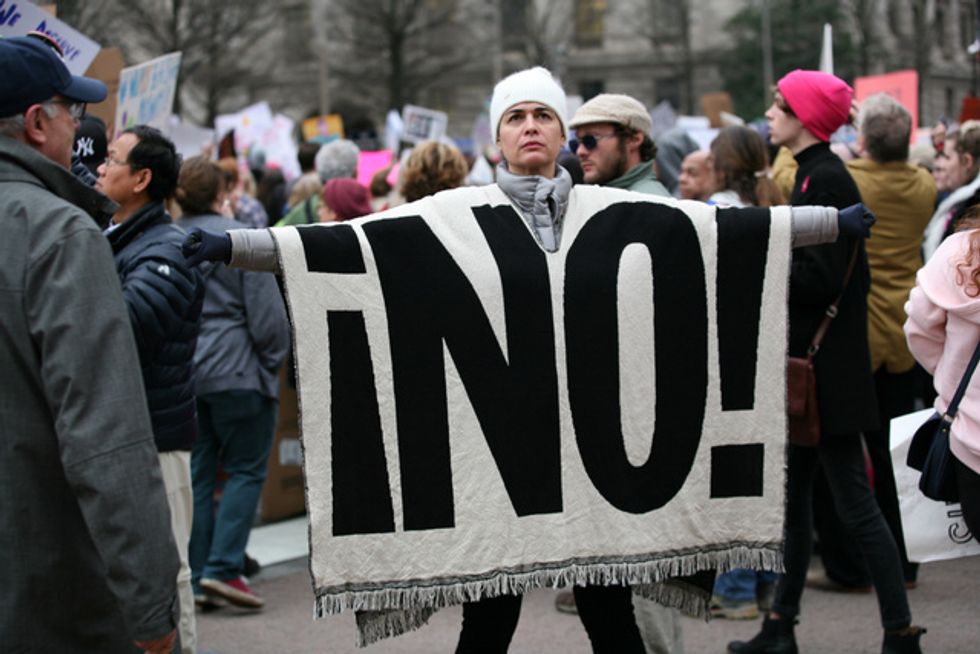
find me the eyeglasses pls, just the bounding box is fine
[44,99,87,120]
[569,133,616,152]
[102,156,129,168]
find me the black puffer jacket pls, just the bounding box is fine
[107,201,204,451]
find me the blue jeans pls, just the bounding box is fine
[771,434,911,630]
[190,390,277,587]
[714,569,777,602]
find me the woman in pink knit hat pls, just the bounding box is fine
[730,71,925,654]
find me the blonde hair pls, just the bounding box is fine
[287,174,324,209]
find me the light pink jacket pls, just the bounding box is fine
[905,230,980,474]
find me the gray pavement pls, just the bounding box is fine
[197,555,979,653]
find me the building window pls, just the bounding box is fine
[574,0,605,48]
[579,80,605,102]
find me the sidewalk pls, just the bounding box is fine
[198,522,979,653]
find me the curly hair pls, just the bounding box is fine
[955,208,980,296]
[710,125,784,207]
[400,141,468,203]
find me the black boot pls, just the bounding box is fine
[882,626,926,654]
[727,615,799,654]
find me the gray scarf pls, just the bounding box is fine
[495,162,572,252]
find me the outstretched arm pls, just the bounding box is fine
[182,227,278,272]
[790,203,875,247]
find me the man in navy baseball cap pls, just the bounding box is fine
[0,36,108,168]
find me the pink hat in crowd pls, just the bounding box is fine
[776,70,853,142]
[322,178,373,222]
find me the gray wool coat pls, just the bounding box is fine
[0,136,179,651]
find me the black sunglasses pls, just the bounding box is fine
[569,133,615,152]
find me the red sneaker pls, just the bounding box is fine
[200,576,264,609]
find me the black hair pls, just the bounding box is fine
[122,125,182,202]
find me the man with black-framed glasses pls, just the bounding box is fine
[0,36,181,654]
[568,93,670,197]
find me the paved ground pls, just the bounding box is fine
[197,555,979,653]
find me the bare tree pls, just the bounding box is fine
[503,0,573,73]
[845,0,881,75]
[56,0,289,124]
[319,0,482,113]
[51,0,120,37]
[626,0,694,112]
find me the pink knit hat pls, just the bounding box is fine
[322,178,373,222]
[776,70,853,142]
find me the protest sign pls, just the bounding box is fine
[357,150,393,188]
[401,104,448,144]
[167,116,215,160]
[215,101,274,154]
[83,47,124,133]
[700,92,734,128]
[0,0,100,74]
[272,189,793,645]
[115,52,182,134]
[855,71,918,133]
[649,100,677,138]
[302,114,344,142]
[258,114,301,181]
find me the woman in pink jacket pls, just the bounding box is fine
[904,220,980,543]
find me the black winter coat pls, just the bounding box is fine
[788,143,878,435]
[108,201,205,451]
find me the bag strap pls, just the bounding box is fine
[946,341,980,420]
[806,242,861,358]
[303,196,316,225]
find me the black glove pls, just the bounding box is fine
[182,228,232,266]
[838,202,875,238]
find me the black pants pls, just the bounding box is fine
[773,435,911,630]
[815,367,919,585]
[455,585,645,653]
[955,457,980,544]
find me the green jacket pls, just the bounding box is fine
[276,194,321,227]
[607,161,670,197]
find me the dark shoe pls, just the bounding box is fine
[882,626,926,654]
[243,552,262,578]
[805,570,872,594]
[727,615,798,654]
[201,576,264,609]
[193,592,225,611]
[554,590,578,614]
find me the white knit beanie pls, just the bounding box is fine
[490,67,568,142]
[569,93,653,136]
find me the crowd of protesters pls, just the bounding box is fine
[4,23,980,654]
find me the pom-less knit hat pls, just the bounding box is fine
[490,67,568,141]
[569,93,653,136]
[322,178,372,222]
[776,69,853,142]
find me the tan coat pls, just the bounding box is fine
[847,157,936,373]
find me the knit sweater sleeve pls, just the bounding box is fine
[228,228,279,272]
[789,206,838,247]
